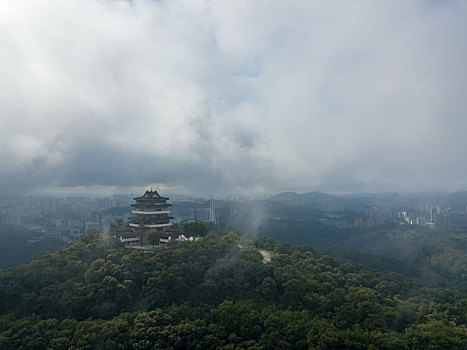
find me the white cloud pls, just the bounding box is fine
[0,0,467,195]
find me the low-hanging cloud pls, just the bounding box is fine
[1,0,467,196]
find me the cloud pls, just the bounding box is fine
[0,0,467,196]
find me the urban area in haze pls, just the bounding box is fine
[2,191,467,245]
[0,1,466,349]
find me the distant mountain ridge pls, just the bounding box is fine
[269,191,348,212]
[270,191,340,201]
[269,190,467,212]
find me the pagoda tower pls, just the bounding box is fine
[129,190,173,234]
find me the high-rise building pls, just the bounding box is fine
[84,221,100,232]
[209,199,216,223]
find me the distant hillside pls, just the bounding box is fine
[0,230,465,349]
[328,226,467,288]
[270,191,467,212]
[270,191,342,203]
[0,224,66,269]
[269,191,348,211]
[257,221,467,289]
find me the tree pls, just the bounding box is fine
[149,232,160,248]
[183,222,207,237]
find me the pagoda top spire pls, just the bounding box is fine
[134,189,169,201]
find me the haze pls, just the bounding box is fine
[1,0,466,196]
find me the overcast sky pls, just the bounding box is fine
[1,0,467,197]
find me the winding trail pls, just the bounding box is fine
[258,249,271,264]
[237,244,272,264]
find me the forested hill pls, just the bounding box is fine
[258,222,467,290]
[0,231,466,349]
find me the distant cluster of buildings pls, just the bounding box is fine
[171,199,217,224]
[398,207,467,228]
[320,203,467,229]
[0,194,134,243]
[265,192,467,230]
[0,190,215,247]
[4,190,467,247]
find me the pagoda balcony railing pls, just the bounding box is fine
[132,210,170,215]
[129,217,173,225]
[129,222,172,228]
[119,236,140,243]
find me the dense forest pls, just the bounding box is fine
[0,228,465,349]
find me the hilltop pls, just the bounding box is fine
[0,229,465,349]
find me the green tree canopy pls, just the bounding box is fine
[0,230,466,349]
[183,222,207,237]
[149,232,160,248]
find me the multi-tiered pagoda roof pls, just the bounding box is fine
[129,189,173,230]
[133,190,169,201]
